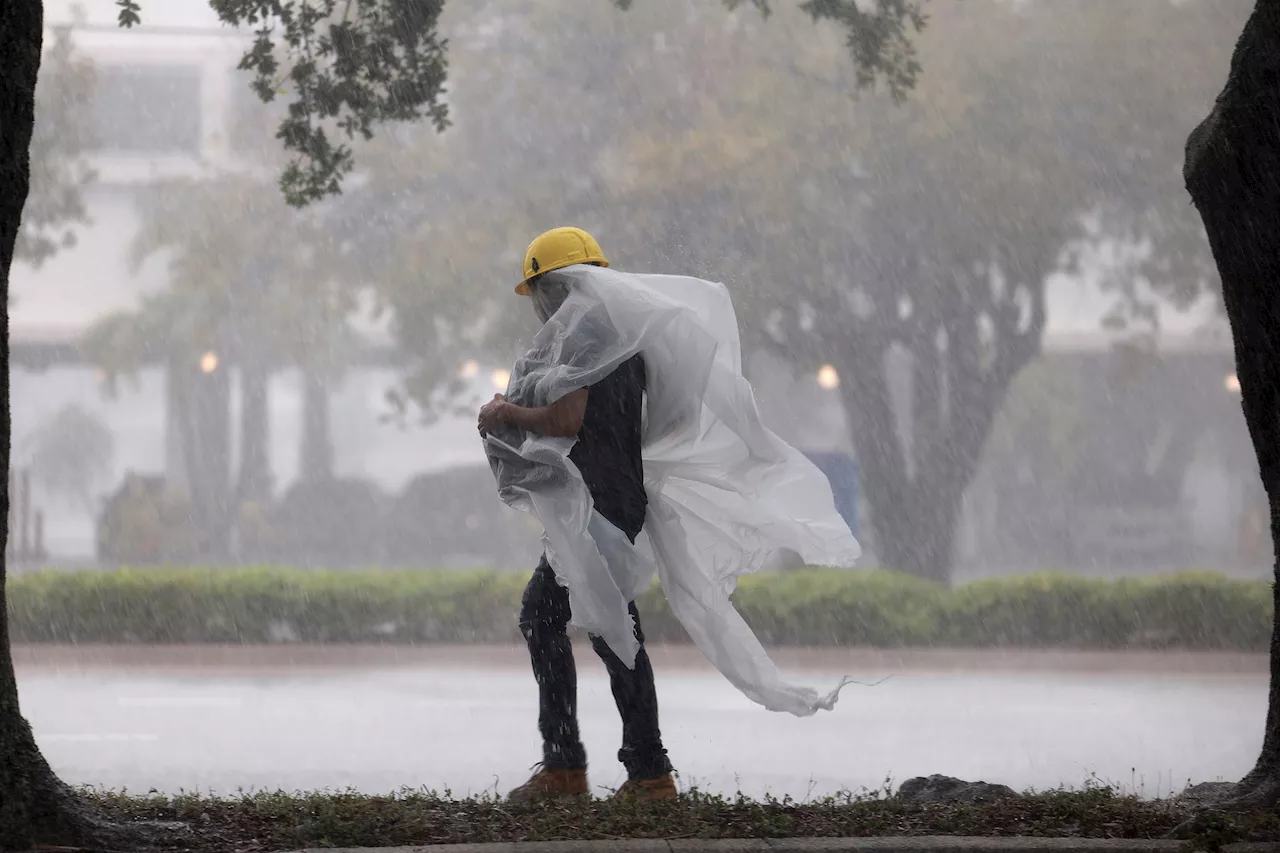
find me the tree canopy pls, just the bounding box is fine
[57,0,1241,581]
[17,17,94,267]
[20,403,114,511]
[350,0,1242,578]
[105,0,924,208]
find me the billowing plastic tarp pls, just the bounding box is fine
[484,265,862,716]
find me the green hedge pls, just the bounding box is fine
[6,567,1273,650]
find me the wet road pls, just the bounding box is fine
[15,645,1264,800]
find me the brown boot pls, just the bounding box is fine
[613,773,678,802]
[508,765,590,803]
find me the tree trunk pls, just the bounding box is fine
[172,354,233,558]
[1184,0,1280,806]
[238,360,272,502]
[0,2,106,846]
[873,490,963,584]
[299,369,333,482]
[837,344,996,586]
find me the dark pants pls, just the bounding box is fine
[519,555,673,781]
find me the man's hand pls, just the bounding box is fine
[478,394,508,436]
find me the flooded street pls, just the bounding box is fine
[15,645,1264,800]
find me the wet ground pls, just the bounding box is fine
[15,644,1264,800]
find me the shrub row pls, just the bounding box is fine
[7,567,1273,650]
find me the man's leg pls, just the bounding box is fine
[520,555,587,769]
[510,556,589,801]
[589,602,674,786]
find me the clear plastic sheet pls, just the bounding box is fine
[484,266,862,716]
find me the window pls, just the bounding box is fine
[92,64,203,156]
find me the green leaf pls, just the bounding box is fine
[116,0,142,28]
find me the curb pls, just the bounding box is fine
[295,839,1280,853]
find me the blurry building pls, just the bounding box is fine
[11,5,519,561]
[957,331,1258,578]
[13,4,242,558]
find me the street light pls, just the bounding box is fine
[1225,373,1242,393]
[491,368,511,390]
[200,351,219,374]
[816,364,840,391]
[459,359,479,379]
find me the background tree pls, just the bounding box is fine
[616,0,1247,581]
[15,12,94,267]
[85,176,361,554]
[369,0,1243,582]
[20,404,115,513]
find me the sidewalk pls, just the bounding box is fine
[299,839,1280,853]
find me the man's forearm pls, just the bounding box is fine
[501,389,587,438]
[501,402,562,435]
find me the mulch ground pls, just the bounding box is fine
[79,786,1280,852]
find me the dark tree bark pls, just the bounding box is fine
[299,369,333,482]
[1184,0,1280,807]
[0,1,58,845]
[238,360,272,502]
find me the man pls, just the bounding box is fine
[477,227,676,803]
[480,227,861,805]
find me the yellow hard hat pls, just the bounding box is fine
[516,227,609,295]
